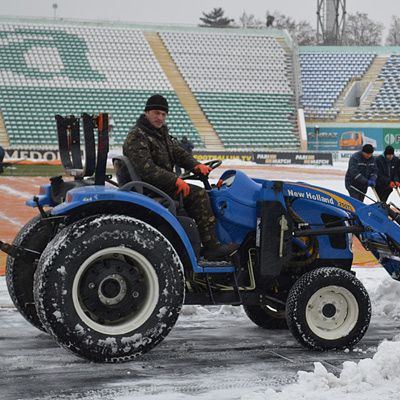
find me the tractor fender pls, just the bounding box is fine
[49,185,201,272]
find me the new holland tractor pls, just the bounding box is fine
[2,113,400,363]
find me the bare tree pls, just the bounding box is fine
[199,8,234,28]
[344,12,383,45]
[386,15,400,45]
[266,11,296,31]
[238,11,263,29]
[291,20,317,45]
[265,11,316,45]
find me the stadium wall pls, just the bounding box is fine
[2,148,333,166]
[306,122,400,152]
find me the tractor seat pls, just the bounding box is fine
[112,155,184,216]
[112,155,143,192]
[112,155,199,256]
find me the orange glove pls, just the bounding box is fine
[194,164,212,176]
[396,182,400,187]
[390,181,396,188]
[175,178,190,197]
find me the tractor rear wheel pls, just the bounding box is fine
[6,214,54,332]
[286,267,371,350]
[34,215,185,363]
[244,303,287,329]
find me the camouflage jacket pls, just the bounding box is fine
[123,114,199,192]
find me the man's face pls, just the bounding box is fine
[145,110,167,129]
[362,152,373,159]
[386,154,394,161]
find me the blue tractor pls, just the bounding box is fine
[2,113,400,363]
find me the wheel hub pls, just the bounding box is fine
[322,303,336,318]
[98,274,127,305]
[305,285,359,340]
[79,258,147,324]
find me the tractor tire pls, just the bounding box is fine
[34,215,185,363]
[244,304,287,329]
[6,213,54,332]
[286,267,371,350]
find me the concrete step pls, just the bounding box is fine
[334,56,388,122]
[144,31,223,150]
[0,113,10,147]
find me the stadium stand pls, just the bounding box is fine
[353,54,400,121]
[161,30,299,149]
[0,21,203,148]
[299,48,376,121]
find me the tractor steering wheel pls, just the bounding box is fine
[180,159,222,190]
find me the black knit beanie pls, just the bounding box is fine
[362,144,374,154]
[144,94,169,113]
[384,145,395,155]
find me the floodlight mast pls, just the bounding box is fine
[52,3,58,20]
[316,0,347,45]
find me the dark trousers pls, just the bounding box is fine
[347,187,365,202]
[376,187,393,203]
[166,184,217,245]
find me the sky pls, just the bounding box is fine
[1,0,400,30]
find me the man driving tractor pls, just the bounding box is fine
[123,94,238,261]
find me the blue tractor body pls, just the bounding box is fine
[3,112,400,362]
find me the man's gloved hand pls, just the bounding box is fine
[194,164,212,176]
[390,181,396,188]
[368,179,376,187]
[175,178,190,197]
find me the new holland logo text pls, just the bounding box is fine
[287,189,334,205]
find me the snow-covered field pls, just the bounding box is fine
[2,160,400,399]
[1,268,400,400]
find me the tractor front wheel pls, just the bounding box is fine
[286,267,371,350]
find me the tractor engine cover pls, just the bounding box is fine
[256,201,292,279]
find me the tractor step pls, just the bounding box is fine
[197,259,235,273]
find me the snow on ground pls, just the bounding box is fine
[2,267,400,400]
[2,160,400,399]
[241,267,400,400]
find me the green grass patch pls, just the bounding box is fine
[1,164,64,177]
[1,164,115,177]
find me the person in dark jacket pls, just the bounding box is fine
[376,145,400,202]
[0,145,4,174]
[175,136,194,175]
[179,136,194,154]
[123,94,238,261]
[345,144,378,202]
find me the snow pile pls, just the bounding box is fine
[369,276,400,320]
[241,269,400,400]
[180,304,244,317]
[242,339,400,400]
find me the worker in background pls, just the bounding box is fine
[0,145,5,174]
[345,144,378,202]
[376,145,400,202]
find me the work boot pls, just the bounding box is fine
[202,242,239,261]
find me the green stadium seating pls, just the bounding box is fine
[0,23,203,147]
